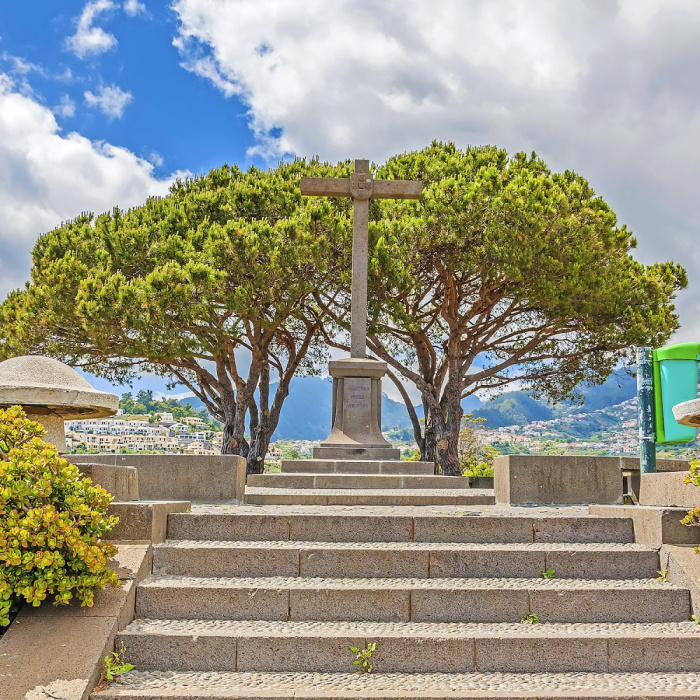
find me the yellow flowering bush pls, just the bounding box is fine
[681,459,700,552]
[0,406,119,627]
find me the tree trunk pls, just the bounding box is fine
[220,391,248,456]
[421,389,440,473]
[435,420,461,476]
[246,362,269,475]
[246,364,294,474]
[220,404,240,455]
[422,382,462,476]
[438,366,463,476]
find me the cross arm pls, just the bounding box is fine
[372,179,422,199]
[300,177,351,197]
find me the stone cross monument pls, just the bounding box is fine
[301,160,422,459]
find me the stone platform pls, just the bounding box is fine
[246,458,492,506]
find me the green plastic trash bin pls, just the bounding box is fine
[653,342,700,444]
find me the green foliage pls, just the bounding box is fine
[119,390,220,429]
[541,568,556,579]
[459,414,496,477]
[692,614,699,625]
[103,642,135,683]
[0,160,350,469]
[0,406,119,627]
[462,462,494,478]
[656,568,669,582]
[351,642,376,673]
[521,613,540,625]
[0,143,685,477]
[361,142,686,474]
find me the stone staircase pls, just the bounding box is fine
[245,458,495,506]
[95,505,700,699]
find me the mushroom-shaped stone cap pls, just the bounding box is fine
[0,355,118,418]
[672,399,700,429]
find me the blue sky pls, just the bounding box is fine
[1,1,700,402]
[0,1,256,177]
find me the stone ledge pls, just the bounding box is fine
[70,454,246,504]
[590,505,700,547]
[107,501,190,543]
[494,455,623,506]
[76,462,139,502]
[0,543,151,700]
[640,472,700,508]
[661,544,700,617]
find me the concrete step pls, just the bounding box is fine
[153,541,660,579]
[117,619,700,674]
[281,459,435,474]
[135,575,690,623]
[92,670,700,698]
[244,487,495,506]
[248,473,469,489]
[167,512,635,544]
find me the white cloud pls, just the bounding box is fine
[84,84,133,119]
[54,94,76,118]
[147,151,164,167]
[65,0,118,59]
[171,0,700,341]
[0,74,186,299]
[0,53,46,77]
[124,0,147,16]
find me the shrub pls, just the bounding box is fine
[462,462,495,478]
[681,459,700,553]
[458,414,496,477]
[0,406,119,627]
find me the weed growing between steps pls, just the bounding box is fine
[521,613,540,624]
[0,406,119,626]
[542,568,556,579]
[95,642,135,691]
[681,459,700,551]
[351,642,377,672]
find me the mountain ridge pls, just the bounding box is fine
[178,371,637,441]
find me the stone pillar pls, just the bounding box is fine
[313,358,400,460]
[28,411,67,452]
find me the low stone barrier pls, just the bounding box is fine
[640,471,700,509]
[494,455,624,505]
[70,453,246,504]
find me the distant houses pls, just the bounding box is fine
[64,415,222,455]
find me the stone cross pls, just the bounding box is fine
[300,159,421,358]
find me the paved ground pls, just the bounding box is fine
[191,504,591,517]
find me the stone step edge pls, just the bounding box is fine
[121,618,700,637]
[249,474,469,485]
[167,512,636,546]
[139,575,682,591]
[155,539,657,552]
[245,487,490,494]
[91,670,700,698]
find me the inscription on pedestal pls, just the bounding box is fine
[345,378,371,410]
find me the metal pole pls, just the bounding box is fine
[636,346,657,474]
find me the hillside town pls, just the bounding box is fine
[66,394,697,462]
[65,411,223,455]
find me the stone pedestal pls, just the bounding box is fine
[25,410,67,451]
[0,355,118,452]
[314,358,399,460]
